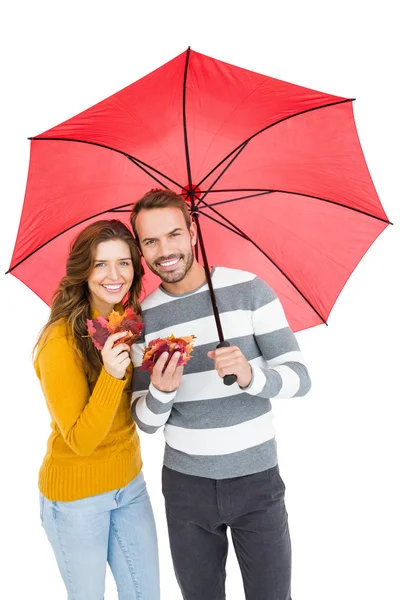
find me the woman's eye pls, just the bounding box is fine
[95,262,105,268]
[120,261,130,266]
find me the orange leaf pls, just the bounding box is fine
[107,310,124,332]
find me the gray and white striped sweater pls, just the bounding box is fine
[131,267,311,479]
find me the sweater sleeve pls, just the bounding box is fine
[130,342,175,434]
[36,336,127,456]
[241,277,312,399]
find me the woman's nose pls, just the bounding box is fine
[106,264,120,280]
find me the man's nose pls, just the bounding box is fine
[159,239,173,257]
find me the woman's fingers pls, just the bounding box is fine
[101,333,132,380]
[102,331,129,353]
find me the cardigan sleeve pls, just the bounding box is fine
[36,335,127,456]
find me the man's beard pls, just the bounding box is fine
[148,248,195,284]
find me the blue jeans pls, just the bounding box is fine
[40,472,160,600]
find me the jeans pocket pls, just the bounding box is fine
[39,494,44,524]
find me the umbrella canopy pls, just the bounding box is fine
[8,48,390,333]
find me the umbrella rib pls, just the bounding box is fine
[201,190,274,206]
[29,136,184,190]
[126,156,169,189]
[198,188,392,224]
[123,154,182,188]
[6,202,134,274]
[198,204,328,324]
[194,143,249,209]
[197,98,355,189]
[197,210,248,238]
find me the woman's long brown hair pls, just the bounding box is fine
[34,220,144,381]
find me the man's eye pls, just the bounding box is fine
[171,232,181,237]
[145,240,155,245]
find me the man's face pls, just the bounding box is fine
[135,207,197,284]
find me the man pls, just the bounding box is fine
[130,188,311,600]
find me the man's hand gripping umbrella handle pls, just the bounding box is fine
[216,341,238,386]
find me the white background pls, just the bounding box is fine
[1,1,399,599]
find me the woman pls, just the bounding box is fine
[34,220,160,599]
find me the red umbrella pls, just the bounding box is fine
[8,48,391,335]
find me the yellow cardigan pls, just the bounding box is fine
[34,318,142,501]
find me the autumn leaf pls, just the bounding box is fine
[107,310,124,331]
[141,334,196,374]
[86,318,110,351]
[122,307,144,337]
[87,308,144,351]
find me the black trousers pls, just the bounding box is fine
[162,465,292,600]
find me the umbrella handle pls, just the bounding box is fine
[216,341,238,386]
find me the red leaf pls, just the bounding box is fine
[86,318,110,350]
[140,334,196,374]
[87,308,144,350]
[121,307,144,338]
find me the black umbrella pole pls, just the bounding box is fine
[193,214,237,386]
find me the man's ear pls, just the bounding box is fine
[189,220,197,246]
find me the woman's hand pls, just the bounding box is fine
[101,332,131,380]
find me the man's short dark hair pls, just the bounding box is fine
[130,189,191,240]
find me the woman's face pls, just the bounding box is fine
[88,239,134,316]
